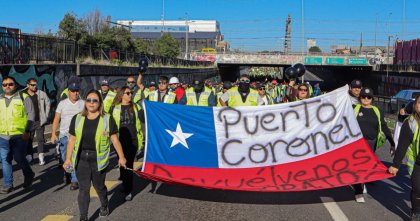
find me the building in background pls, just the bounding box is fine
[117,20,230,56]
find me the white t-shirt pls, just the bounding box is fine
[56,98,85,138]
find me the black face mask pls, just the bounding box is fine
[193,85,203,93]
[238,82,250,93]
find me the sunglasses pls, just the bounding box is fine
[29,84,37,87]
[2,83,15,87]
[298,88,308,92]
[127,81,135,84]
[69,90,79,93]
[158,81,167,85]
[240,79,250,83]
[361,96,372,100]
[86,98,99,103]
[352,87,362,89]
[258,87,266,91]
[124,91,133,96]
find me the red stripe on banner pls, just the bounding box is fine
[135,138,393,192]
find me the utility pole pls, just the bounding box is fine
[301,0,305,83]
[301,0,305,57]
[387,13,392,78]
[374,14,377,62]
[283,14,292,54]
[185,13,189,60]
[161,0,165,34]
[402,0,405,40]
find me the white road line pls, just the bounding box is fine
[321,197,349,221]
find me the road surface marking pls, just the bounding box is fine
[41,215,73,221]
[321,197,349,221]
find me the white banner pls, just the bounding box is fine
[213,85,363,168]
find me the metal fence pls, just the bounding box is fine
[0,32,213,67]
[374,95,407,114]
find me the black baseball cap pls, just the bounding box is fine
[360,87,374,97]
[350,79,362,88]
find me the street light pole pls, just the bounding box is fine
[301,0,304,57]
[374,14,377,63]
[387,13,392,78]
[161,0,165,34]
[185,14,189,60]
[402,0,405,40]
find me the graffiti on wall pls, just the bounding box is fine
[0,65,77,100]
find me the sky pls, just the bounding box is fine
[1,0,419,52]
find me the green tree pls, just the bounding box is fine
[309,46,322,54]
[58,13,87,42]
[134,38,151,54]
[154,33,180,58]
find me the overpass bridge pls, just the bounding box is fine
[215,53,386,67]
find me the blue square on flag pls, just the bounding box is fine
[144,101,218,168]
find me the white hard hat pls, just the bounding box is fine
[169,77,180,84]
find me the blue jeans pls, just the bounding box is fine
[59,136,78,183]
[0,136,34,188]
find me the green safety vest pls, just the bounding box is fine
[111,104,144,152]
[148,90,176,104]
[0,93,28,135]
[354,104,386,149]
[99,90,116,114]
[142,88,150,100]
[185,87,212,106]
[263,94,274,105]
[216,91,223,107]
[133,89,142,104]
[227,87,259,107]
[405,116,420,175]
[71,114,111,171]
[60,88,69,99]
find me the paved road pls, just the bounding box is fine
[0,142,411,221]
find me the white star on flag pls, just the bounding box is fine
[165,122,194,149]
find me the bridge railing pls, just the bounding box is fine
[0,32,213,67]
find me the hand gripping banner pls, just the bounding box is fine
[136,85,392,192]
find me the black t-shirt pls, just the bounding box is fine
[29,93,40,121]
[118,105,141,147]
[355,106,395,146]
[69,114,118,151]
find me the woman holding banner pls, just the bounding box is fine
[389,95,420,220]
[63,90,127,221]
[110,86,144,201]
[291,83,311,101]
[353,87,395,203]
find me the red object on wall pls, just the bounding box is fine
[109,50,118,60]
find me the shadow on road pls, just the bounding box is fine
[0,144,68,212]
[368,161,411,221]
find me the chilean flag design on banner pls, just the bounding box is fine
[137,85,392,192]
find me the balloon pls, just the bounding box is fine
[293,63,306,77]
[138,57,149,73]
[284,67,298,79]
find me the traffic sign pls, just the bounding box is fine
[326,57,345,65]
[348,58,367,65]
[304,57,323,65]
